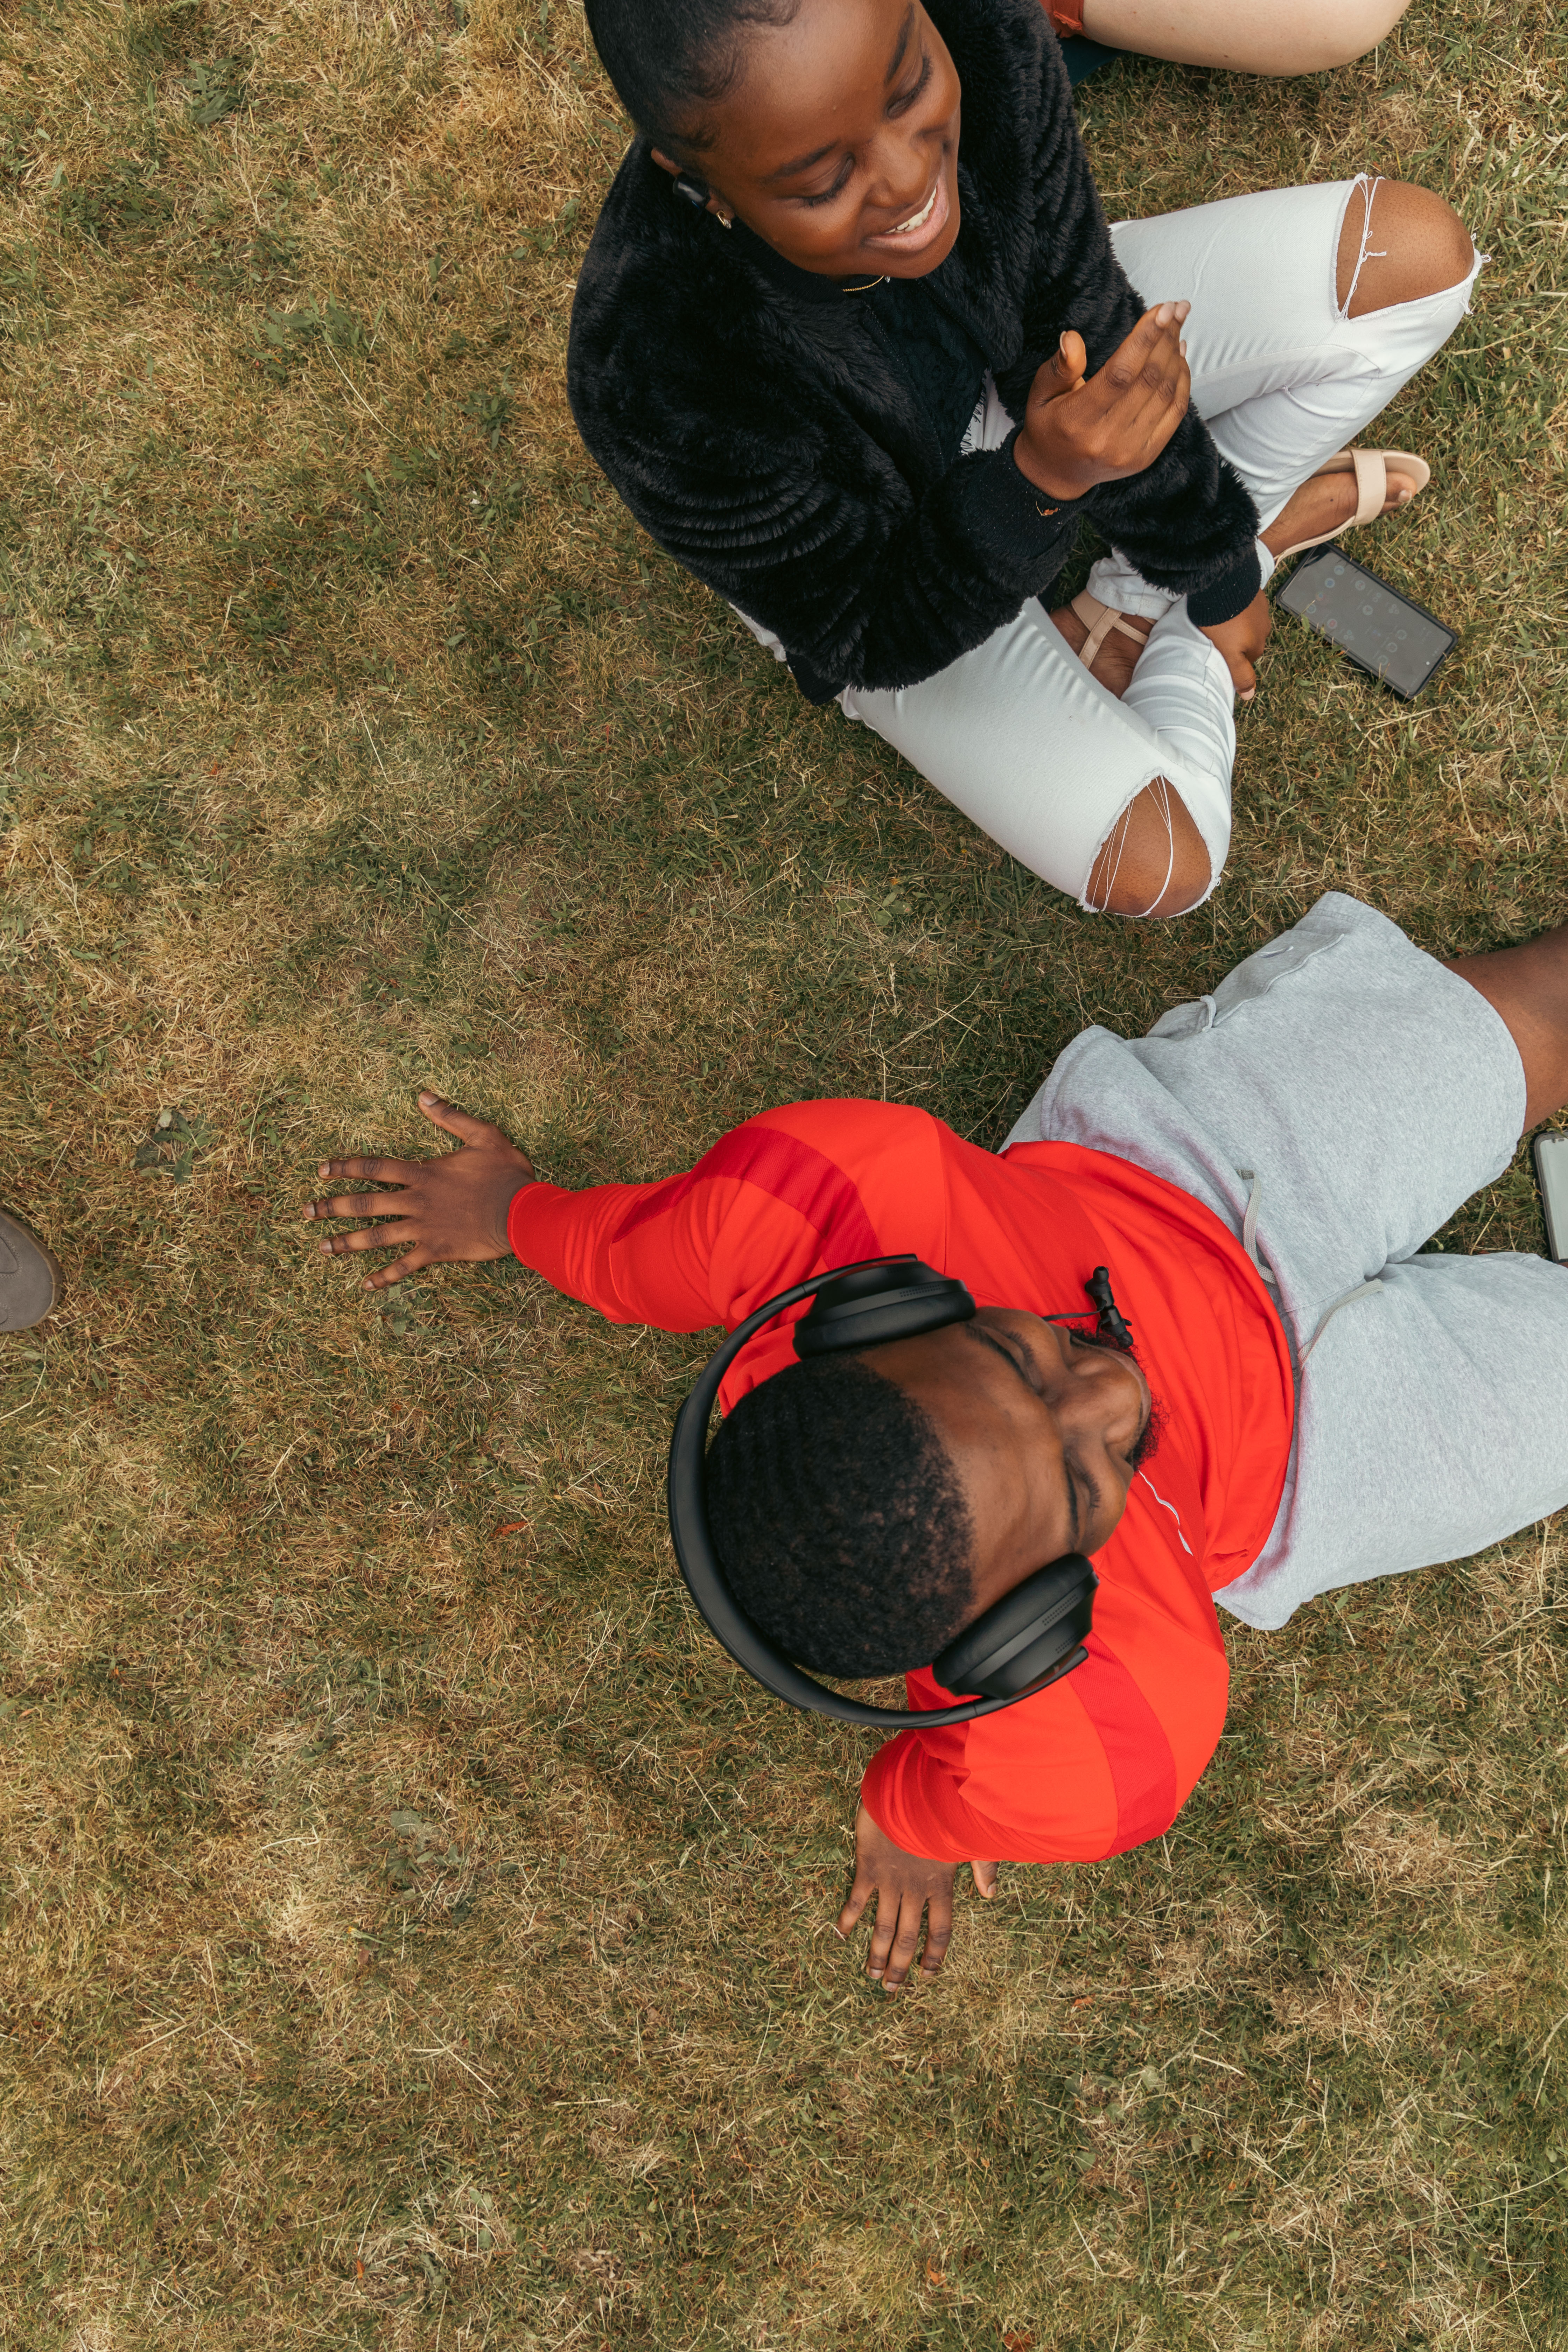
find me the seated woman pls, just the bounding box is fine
[1048,0,1414,78]
[568,0,1477,916]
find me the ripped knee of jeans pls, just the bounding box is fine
[1084,777,1215,920]
[1335,174,1481,321]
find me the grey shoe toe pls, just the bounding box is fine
[0,1211,62,1331]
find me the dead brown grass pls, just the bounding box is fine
[0,0,1565,2346]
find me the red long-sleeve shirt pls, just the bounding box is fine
[507,1102,1294,1866]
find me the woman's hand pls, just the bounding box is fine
[1015,302,1191,504]
[1198,588,1272,700]
[303,1090,534,1289]
[835,1802,998,1992]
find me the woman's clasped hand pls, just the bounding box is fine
[1013,302,1192,502]
[1017,303,1272,699]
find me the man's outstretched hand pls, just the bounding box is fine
[836,1801,998,1993]
[304,1091,534,1290]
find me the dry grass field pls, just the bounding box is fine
[1,0,1566,2345]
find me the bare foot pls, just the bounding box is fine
[1050,602,1154,698]
[1262,463,1419,561]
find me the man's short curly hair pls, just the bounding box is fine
[704,1353,977,1678]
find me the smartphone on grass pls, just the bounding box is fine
[1535,1134,1568,1264]
[1274,547,1456,700]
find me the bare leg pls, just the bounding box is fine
[1077,0,1412,75]
[1446,936,1568,1134]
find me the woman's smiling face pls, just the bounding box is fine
[651,0,963,280]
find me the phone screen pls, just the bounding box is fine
[1275,551,1454,697]
[1536,1133,1568,1263]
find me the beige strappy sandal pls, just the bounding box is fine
[1069,590,1153,668]
[1275,447,1430,563]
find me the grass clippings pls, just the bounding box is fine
[1,1,1567,2346]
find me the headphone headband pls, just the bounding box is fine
[665,1255,1101,1730]
[793,1258,975,1357]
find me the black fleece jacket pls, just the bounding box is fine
[567,0,1260,703]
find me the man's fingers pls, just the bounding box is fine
[304,1190,412,1224]
[880,1898,927,1993]
[865,1887,903,1981]
[314,1154,419,1185]
[919,1885,954,1977]
[418,1089,504,1147]
[972,1860,999,1900]
[836,1869,875,1940]
[316,1222,417,1257]
[364,1248,430,1291]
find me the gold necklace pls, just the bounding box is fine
[840,275,888,293]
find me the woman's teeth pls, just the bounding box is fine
[888,183,939,235]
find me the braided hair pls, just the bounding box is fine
[583,0,803,155]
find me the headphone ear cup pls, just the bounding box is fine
[933,1556,1097,1700]
[792,1259,975,1358]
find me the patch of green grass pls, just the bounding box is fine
[0,1,1566,2347]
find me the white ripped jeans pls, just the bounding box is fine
[751,178,1481,910]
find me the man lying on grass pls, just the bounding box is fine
[306,895,1568,1990]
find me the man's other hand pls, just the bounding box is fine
[1198,589,1271,701]
[836,1801,998,1993]
[304,1090,534,1290]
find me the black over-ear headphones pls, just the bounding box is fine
[666,1255,1124,1729]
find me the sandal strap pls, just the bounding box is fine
[1071,591,1150,668]
[1348,447,1387,530]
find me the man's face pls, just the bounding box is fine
[866,1308,1154,1616]
[653,0,963,281]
